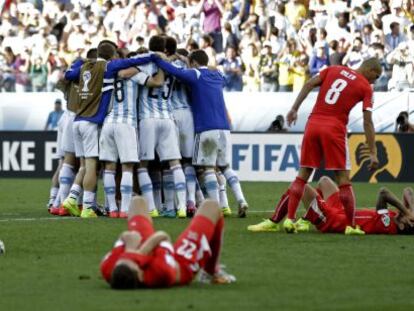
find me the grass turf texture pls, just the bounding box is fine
[0,179,414,311]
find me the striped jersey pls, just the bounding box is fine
[170,59,191,111]
[138,62,174,120]
[105,71,149,127]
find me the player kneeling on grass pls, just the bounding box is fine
[100,197,235,289]
[301,177,414,235]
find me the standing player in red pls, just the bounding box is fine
[248,58,382,234]
[300,176,414,235]
[101,197,235,289]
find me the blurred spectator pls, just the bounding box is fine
[258,42,278,92]
[328,40,346,65]
[370,43,391,91]
[219,46,244,92]
[30,55,48,92]
[310,42,329,76]
[342,37,368,69]
[386,42,414,91]
[198,0,224,53]
[395,111,414,133]
[291,53,310,91]
[242,43,260,92]
[45,99,64,131]
[385,22,407,52]
[278,39,300,92]
[285,0,307,31]
[200,34,217,67]
[267,115,287,133]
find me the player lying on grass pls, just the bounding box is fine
[301,177,414,235]
[248,176,414,234]
[100,197,235,289]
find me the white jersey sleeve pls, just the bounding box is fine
[130,71,149,85]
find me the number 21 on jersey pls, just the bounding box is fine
[324,78,348,105]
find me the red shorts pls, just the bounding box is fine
[100,215,155,282]
[173,215,216,285]
[317,192,348,233]
[300,119,349,170]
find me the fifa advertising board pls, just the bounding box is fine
[231,133,302,181]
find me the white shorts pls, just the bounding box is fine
[55,112,66,159]
[99,122,139,163]
[139,118,181,162]
[173,109,194,159]
[193,130,231,167]
[73,120,99,158]
[61,111,75,154]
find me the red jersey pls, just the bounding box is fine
[355,209,398,235]
[310,66,373,126]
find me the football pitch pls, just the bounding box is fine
[1,179,414,311]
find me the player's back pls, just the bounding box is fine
[106,78,138,126]
[355,209,398,234]
[138,62,173,119]
[310,66,372,126]
[170,59,191,111]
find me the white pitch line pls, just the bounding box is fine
[0,211,274,223]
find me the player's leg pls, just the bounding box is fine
[128,196,155,239]
[216,170,230,216]
[301,184,327,226]
[183,161,197,217]
[218,130,248,218]
[138,119,158,217]
[104,162,118,217]
[162,168,176,217]
[48,159,63,214]
[149,165,162,211]
[334,170,356,226]
[168,159,187,218]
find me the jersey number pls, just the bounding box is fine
[176,239,197,260]
[148,76,173,100]
[114,80,124,102]
[324,79,348,105]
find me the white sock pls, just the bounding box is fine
[203,170,219,201]
[217,172,229,208]
[163,170,175,211]
[103,170,117,212]
[224,168,246,204]
[59,164,75,203]
[83,190,96,209]
[138,168,155,212]
[171,164,186,210]
[52,188,62,208]
[150,171,162,210]
[69,183,82,201]
[49,187,59,206]
[120,171,133,213]
[184,165,196,204]
[195,179,205,205]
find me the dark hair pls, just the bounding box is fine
[149,35,166,52]
[97,43,116,60]
[136,47,149,54]
[390,22,400,30]
[98,39,117,49]
[176,48,189,57]
[189,50,209,66]
[86,48,97,59]
[127,51,138,58]
[110,264,140,290]
[165,36,177,56]
[201,34,213,46]
[136,36,144,42]
[329,40,338,50]
[187,39,199,50]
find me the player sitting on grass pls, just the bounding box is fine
[301,177,414,235]
[100,197,235,288]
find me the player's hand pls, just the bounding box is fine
[154,52,168,60]
[286,109,298,127]
[367,153,379,171]
[121,231,142,250]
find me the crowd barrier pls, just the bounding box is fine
[0,91,412,132]
[0,132,413,182]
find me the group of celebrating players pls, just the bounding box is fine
[44,36,414,290]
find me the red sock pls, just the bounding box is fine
[204,216,224,275]
[339,184,355,226]
[287,177,307,220]
[270,191,289,223]
[303,202,324,225]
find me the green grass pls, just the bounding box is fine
[0,179,414,311]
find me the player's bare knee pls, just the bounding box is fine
[198,199,221,221]
[379,187,389,196]
[129,196,148,218]
[318,176,332,188]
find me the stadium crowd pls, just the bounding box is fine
[0,0,413,93]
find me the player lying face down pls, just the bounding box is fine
[100,197,235,289]
[301,176,414,234]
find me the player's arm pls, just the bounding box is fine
[286,75,322,126]
[64,59,84,81]
[376,188,414,224]
[108,54,153,76]
[153,56,198,84]
[146,69,165,88]
[118,67,140,79]
[362,110,378,171]
[136,231,171,255]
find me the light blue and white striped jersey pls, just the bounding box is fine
[105,71,149,127]
[170,59,191,111]
[138,62,174,120]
